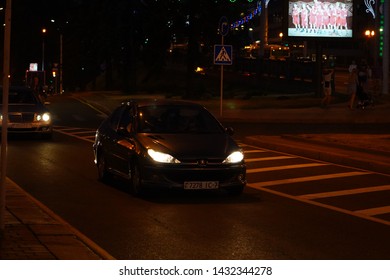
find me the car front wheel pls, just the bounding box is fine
[130,162,143,195]
[97,152,111,183]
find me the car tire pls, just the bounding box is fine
[130,162,143,195]
[97,152,111,183]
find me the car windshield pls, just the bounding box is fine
[0,89,38,105]
[137,105,224,134]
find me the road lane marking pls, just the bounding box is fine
[244,142,390,226]
[54,126,95,143]
[245,156,294,162]
[355,206,390,216]
[247,163,328,173]
[72,130,96,135]
[248,182,390,226]
[244,149,268,153]
[54,126,82,131]
[249,171,368,188]
[299,185,390,199]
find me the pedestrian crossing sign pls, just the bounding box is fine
[214,45,233,65]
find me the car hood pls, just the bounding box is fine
[138,133,239,160]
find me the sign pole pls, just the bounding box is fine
[218,16,229,117]
[220,36,224,117]
[383,0,389,95]
[1,0,12,235]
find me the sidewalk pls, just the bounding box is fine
[0,178,115,260]
[1,90,389,260]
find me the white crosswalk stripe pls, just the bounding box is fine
[249,171,368,188]
[243,149,268,153]
[243,143,390,226]
[247,163,328,173]
[245,156,294,162]
[54,126,96,143]
[298,185,390,199]
[355,206,390,216]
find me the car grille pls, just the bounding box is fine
[8,113,35,123]
[155,166,244,184]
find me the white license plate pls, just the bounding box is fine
[184,181,219,190]
[9,123,33,129]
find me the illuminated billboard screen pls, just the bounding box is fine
[287,0,353,39]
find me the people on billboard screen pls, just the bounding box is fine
[288,0,353,38]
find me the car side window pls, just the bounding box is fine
[109,107,125,130]
[119,107,134,133]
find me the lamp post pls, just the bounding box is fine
[42,28,46,71]
[60,33,63,94]
[364,29,376,66]
[383,0,389,95]
[41,28,47,88]
[1,0,12,235]
[50,19,65,94]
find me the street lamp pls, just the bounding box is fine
[364,29,376,65]
[49,19,66,94]
[42,28,46,72]
[365,29,375,37]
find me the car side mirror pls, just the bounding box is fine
[225,127,234,136]
[117,126,131,136]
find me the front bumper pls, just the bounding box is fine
[140,162,246,190]
[1,123,52,134]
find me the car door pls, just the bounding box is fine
[109,106,136,178]
[100,106,125,173]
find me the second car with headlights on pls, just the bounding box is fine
[0,86,53,138]
[93,100,246,195]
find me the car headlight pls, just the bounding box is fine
[147,149,181,163]
[36,113,51,122]
[223,151,244,164]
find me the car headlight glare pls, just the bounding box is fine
[223,151,244,164]
[37,113,51,122]
[147,149,180,163]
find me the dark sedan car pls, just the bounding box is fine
[0,86,53,138]
[93,100,246,195]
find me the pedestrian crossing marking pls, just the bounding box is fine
[242,143,390,226]
[244,149,268,153]
[247,163,328,173]
[298,185,390,200]
[355,206,390,216]
[245,156,294,162]
[249,171,368,188]
[54,126,96,143]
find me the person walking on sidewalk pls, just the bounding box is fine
[348,60,357,73]
[321,68,334,108]
[348,67,358,109]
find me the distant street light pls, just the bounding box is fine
[364,29,375,37]
[42,28,46,72]
[364,29,376,64]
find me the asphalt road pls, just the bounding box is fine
[6,94,390,259]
